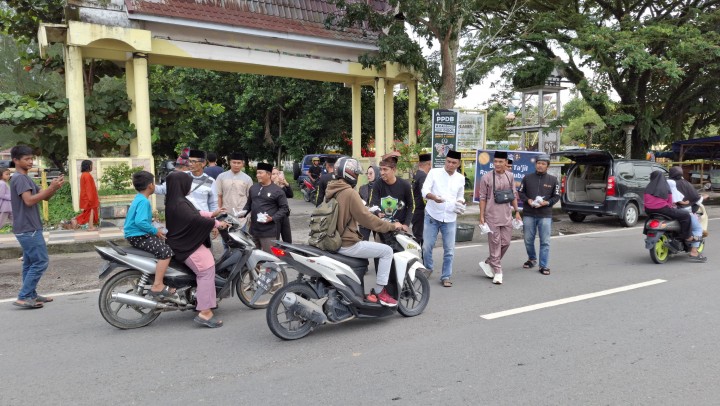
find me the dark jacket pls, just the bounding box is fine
[326,180,395,247]
[412,170,428,212]
[243,183,290,238]
[315,172,334,207]
[518,172,560,218]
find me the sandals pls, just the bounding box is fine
[688,254,707,263]
[13,299,43,309]
[35,295,54,303]
[194,315,223,328]
[523,260,537,269]
[539,267,551,275]
[148,285,178,300]
[442,279,453,287]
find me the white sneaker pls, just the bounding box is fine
[493,273,503,284]
[479,261,494,278]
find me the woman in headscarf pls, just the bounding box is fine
[643,170,702,259]
[164,171,229,328]
[358,164,379,241]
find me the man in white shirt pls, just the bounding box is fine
[155,149,218,212]
[214,151,252,228]
[421,150,466,287]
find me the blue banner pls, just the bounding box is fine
[473,150,543,204]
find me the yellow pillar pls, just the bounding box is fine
[374,77,386,157]
[408,81,417,145]
[131,53,152,159]
[384,80,394,152]
[126,60,138,155]
[351,83,362,159]
[65,45,88,210]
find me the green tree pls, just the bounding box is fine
[463,0,720,157]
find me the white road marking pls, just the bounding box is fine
[0,289,99,303]
[480,279,667,320]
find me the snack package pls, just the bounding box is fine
[512,218,523,230]
[478,223,492,234]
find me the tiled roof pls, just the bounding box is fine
[125,0,385,45]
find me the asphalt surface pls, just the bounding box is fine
[1,219,718,405]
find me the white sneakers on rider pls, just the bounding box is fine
[479,261,494,278]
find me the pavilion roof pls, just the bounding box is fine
[124,0,384,45]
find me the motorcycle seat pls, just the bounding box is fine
[648,213,675,220]
[122,247,194,274]
[293,244,370,269]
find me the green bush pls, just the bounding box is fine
[99,163,144,193]
[47,182,78,226]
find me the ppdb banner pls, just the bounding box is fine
[430,109,458,168]
[472,150,543,204]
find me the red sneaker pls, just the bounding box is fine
[365,291,378,303]
[377,287,397,307]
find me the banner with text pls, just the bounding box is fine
[473,150,543,204]
[431,109,459,168]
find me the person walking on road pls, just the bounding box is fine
[478,151,522,285]
[411,153,431,245]
[215,152,252,228]
[421,150,466,287]
[518,154,559,275]
[242,162,290,253]
[272,166,293,243]
[9,145,65,309]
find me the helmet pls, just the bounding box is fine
[334,157,362,187]
[537,154,551,163]
[312,157,320,162]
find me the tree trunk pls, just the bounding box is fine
[437,27,461,109]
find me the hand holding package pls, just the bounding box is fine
[257,212,269,223]
[478,223,492,234]
[453,201,467,214]
[531,196,544,208]
[512,218,523,230]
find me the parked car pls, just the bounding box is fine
[292,153,344,183]
[551,149,668,227]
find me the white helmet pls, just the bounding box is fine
[334,156,362,187]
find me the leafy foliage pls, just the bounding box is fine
[99,163,144,192]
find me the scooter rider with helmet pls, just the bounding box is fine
[324,157,405,306]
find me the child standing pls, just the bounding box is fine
[123,171,175,298]
[0,168,12,229]
[10,145,65,309]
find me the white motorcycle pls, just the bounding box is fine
[252,229,430,340]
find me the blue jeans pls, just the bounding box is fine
[690,213,702,248]
[422,215,456,281]
[523,216,552,268]
[15,230,49,301]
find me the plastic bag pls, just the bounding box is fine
[512,218,523,230]
[257,212,269,223]
[478,223,492,234]
[454,201,467,214]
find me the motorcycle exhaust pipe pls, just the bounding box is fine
[111,292,169,310]
[281,292,327,325]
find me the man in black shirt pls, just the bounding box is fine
[315,157,337,206]
[243,162,290,253]
[518,154,559,275]
[411,153,432,245]
[370,153,412,231]
[306,157,322,183]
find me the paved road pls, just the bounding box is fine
[1,220,718,405]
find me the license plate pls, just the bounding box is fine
[256,269,278,292]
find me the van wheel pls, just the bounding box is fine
[620,203,639,227]
[569,212,586,223]
[292,162,301,180]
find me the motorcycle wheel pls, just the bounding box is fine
[398,270,430,317]
[302,189,311,202]
[649,235,669,264]
[98,269,160,329]
[267,282,319,340]
[236,262,287,309]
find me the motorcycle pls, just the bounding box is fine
[300,178,318,203]
[252,229,430,340]
[643,214,705,264]
[96,214,288,329]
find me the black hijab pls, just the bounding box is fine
[164,171,215,262]
[645,170,670,199]
[669,166,683,181]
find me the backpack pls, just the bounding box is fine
[308,192,351,253]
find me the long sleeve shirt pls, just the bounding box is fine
[124,194,157,237]
[421,167,466,223]
[243,183,290,238]
[155,171,218,212]
[79,172,99,210]
[478,171,517,227]
[518,172,560,218]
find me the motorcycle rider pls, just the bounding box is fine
[315,157,337,207]
[325,157,405,306]
[306,157,322,183]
